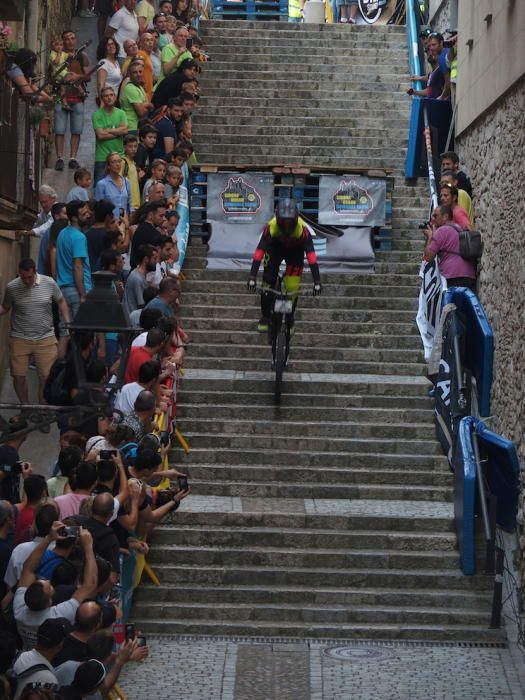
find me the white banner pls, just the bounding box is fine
[416,258,446,361]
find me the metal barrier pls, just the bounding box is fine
[210,0,288,21]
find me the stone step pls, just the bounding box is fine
[181,316,420,334]
[194,116,411,131]
[179,433,441,455]
[194,142,405,160]
[178,372,429,395]
[185,479,452,502]
[134,583,491,610]
[180,403,431,422]
[182,293,417,311]
[184,328,420,349]
[202,63,409,77]
[130,617,502,642]
[152,525,455,550]
[181,303,416,322]
[199,88,409,101]
[194,104,411,120]
[168,464,450,488]
[183,356,427,376]
[133,601,491,627]
[133,561,491,592]
[195,154,405,169]
[182,280,419,298]
[195,129,408,147]
[198,18,406,30]
[184,270,420,285]
[148,544,460,571]
[178,389,431,409]
[187,345,423,365]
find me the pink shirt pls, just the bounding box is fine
[54,492,89,519]
[427,224,476,280]
[452,206,471,230]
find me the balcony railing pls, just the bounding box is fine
[0,74,41,213]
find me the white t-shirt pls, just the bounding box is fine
[4,538,44,588]
[13,649,58,700]
[109,7,139,58]
[131,331,147,348]
[97,58,122,94]
[115,381,143,414]
[14,587,80,650]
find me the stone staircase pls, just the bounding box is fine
[131,20,501,642]
[193,20,411,168]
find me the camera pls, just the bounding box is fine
[59,525,81,538]
[418,221,430,229]
[177,474,189,491]
[125,623,135,641]
[100,450,117,460]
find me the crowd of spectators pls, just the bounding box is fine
[0,2,210,697]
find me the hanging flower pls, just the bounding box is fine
[0,22,13,50]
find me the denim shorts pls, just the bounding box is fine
[59,285,81,336]
[54,102,85,136]
[337,0,357,6]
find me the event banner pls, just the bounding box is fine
[318,175,386,227]
[206,172,275,269]
[416,258,446,361]
[312,227,374,273]
[172,162,190,274]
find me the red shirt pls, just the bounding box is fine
[125,346,154,383]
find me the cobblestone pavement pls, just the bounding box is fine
[120,636,525,700]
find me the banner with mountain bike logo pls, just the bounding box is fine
[318,175,387,227]
[206,172,275,269]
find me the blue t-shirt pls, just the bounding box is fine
[56,225,92,291]
[145,296,174,317]
[66,185,90,203]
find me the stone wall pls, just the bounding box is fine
[456,75,525,584]
[428,0,455,33]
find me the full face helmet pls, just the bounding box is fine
[275,198,298,236]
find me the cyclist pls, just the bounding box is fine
[247,198,321,332]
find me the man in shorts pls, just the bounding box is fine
[0,259,71,404]
[54,30,90,172]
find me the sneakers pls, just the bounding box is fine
[55,158,64,171]
[339,17,348,23]
[257,318,270,333]
[348,17,356,24]
[69,158,81,170]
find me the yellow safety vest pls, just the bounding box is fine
[450,57,457,81]
[268,216,305,239]
[289,0,302,19]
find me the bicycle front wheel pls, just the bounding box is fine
[274,329,286,405]
[358,0,382,23]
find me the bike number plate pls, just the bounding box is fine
[274,300,293,314]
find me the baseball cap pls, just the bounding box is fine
[37,617,74,647]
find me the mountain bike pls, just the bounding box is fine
[259,282,311,406]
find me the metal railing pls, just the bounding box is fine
[0,75,41,213]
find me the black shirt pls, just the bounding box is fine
[52,635,88,667]
[85,226,110,272]
[0,445,21,503]
[130,222,163,268]
[0,536,13,598]
[456,170,473,198]
[71,515,121,573]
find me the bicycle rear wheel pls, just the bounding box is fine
[358,0,382,23]
[274,329,286,405]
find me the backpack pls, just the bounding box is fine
[448,223,483,263]
[119,441,138,466]
[458,228,483,262]
[43,356,71,406]
[6,662,54,696]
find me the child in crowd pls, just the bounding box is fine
[170,146,187,169]
[142,158,167,202]
[166,15,178,38]
[136,123,159,189]
[121,134,141,211]
[48,35,71,111]
[66,168,92,202]
[164,164,182,205]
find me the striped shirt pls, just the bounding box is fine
[3,274,62,340]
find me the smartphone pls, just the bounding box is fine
[136,636,147,647]
[177,474,189,491]
[125,623,135,641]
[100,450,117,460]
[119,208,125,218]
